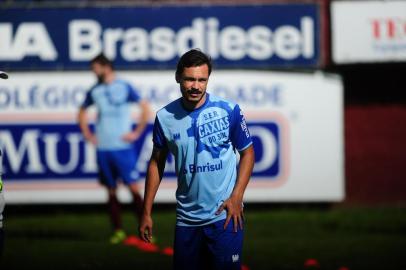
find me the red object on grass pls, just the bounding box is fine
[161,246,174,256]
[123,235,159,253]
[241,264,250,270]
[123,235,142,246]
[304,258,320,267]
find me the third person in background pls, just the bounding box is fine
[78,53,151,244]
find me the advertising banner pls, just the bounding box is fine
[0,71,343,203]
[0,4,320,69]
[332,0,406,64]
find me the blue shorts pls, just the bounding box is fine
[174,219,243,270]
[96,148,140,188]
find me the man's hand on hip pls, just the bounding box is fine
[216,196,244,232]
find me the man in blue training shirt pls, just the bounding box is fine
[139,49,255,269]
[78,53,150,244]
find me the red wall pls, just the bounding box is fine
[345,105,406,204]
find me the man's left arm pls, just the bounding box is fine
[216,145,255,232]
[122,99,151,142]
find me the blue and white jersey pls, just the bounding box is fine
[153,93,253,226]
[81,79,141,150]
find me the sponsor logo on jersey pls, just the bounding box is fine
[183,160,223,174]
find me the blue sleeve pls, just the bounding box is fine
[127,83,141,103]
[152,116,168,149]
[81,90,94,108]
[230,104,253,151]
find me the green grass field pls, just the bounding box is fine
[1,205,406,270]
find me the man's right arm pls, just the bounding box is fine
[78,107,97,145]
[139,146,168,242]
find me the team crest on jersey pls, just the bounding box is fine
[187,104,231,158]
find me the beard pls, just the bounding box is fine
[96,74,105,84]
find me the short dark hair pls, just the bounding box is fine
[90,53,113,69]
[176,49,212,82]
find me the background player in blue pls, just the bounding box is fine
[78,54,151,244]
[139,49,255,269]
